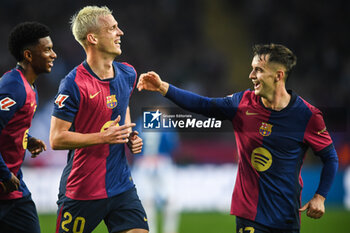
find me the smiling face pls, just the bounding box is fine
[94,14,124,57]
[249,54,284,98]
[30,36,57,74]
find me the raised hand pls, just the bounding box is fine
[137,71,169,95]
[27,137,47,158]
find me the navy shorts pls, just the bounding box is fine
[0,194,40,233]
[236,217,299,233]
[56,187,149,233]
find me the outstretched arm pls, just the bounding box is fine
[137,71,234,120]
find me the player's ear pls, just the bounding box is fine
[275,70,285,82]
[87,33,98,45]
[23,49,32,62]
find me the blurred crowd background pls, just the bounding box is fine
[0,0,349,168]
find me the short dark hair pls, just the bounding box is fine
[252,43,297,79]
[8,22,51,62]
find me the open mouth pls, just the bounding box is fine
[253,81,261,90]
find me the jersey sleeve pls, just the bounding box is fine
[304,108,338,198]
[0,78,26,133]
[0,75,26,180]
[165,84,243,120]
[314,144,338,198]
[303,108,332,152]
[52,75,80,123]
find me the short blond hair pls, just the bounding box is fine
[71,6,112,47]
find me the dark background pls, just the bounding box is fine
[1,0,349,166]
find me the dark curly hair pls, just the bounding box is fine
[8,22,51,62]
[252,43,297,80]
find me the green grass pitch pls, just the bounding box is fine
[39,208,350,233]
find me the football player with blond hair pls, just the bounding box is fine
[50,5,147,233]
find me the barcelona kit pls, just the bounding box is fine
[0,66,38,200]
[165,85,338,230]
[0,66,40,233]
[53,61,148,232]
[53,61,137,201]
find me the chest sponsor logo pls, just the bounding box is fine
[0,97,16,111]
[259,122,273,136]
[106,95,117,109]
[55,94,69,108]
[251,147,272,172]
[100,120,119,132]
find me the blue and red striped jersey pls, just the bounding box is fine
[52,61,137,200]
[165,85,338,229]
[0,66,38,200]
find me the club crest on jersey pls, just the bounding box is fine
[55,94,69,108]
[0,97,16,111]
[106,95,117,109]
[259,122,273,136]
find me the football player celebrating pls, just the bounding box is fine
[50,6,147,233]
[137,44,338,233]
[0,22,56,233]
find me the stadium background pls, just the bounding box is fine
[1,0,350,232]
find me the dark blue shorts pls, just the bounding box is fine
[56,187,149,233]
[236,217,299,233]
[0,194,40,233]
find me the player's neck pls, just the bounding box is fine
[86,51,115,80]
[261,87,291,111]
[17,62,38,86]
